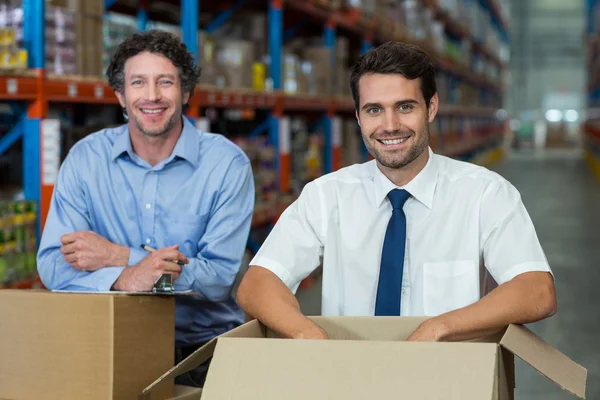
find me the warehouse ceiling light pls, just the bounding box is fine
[545,109,562,122]
[564,109,579,122]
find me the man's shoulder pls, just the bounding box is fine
[199,131,250,165]
[312,161,373,188]
[66,125,125,160]
[434,152,507,187]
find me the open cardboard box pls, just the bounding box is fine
[141,316,587,400]
[0,289,179,400]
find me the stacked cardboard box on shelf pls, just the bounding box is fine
[103,13,136,76]
[43,0,104,77]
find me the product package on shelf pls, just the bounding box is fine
[0,2,25,70]
[103,13,136,77]
[0,200,37,289]
[232,134,285,227]
[216,39,256,89]
[303,45,332,96]
[197,31,229,88]
[206,12,268,91]
[289,118,324,194]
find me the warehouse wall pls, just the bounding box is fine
[508,0,585,120]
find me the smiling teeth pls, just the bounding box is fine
[382,138,408,145]
[142,109,164,114]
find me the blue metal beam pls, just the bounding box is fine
[269,115,280,184]
[269,0,282,90]
[323,24,336,173]
[23,117,41,207]
[0,118,24,156]
[23,0,45,68]
[181,0,199,64]
[205,0,249,34]
[249,118,270,137]
[309,117,325,133]
[104,0,118,10]
[587,0,596,34]
[361,39,372,55]
[137,1,148,32]
[284,19,306,43]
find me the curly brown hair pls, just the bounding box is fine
[106,29,201,100]
[351,41,437,111]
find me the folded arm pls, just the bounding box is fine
[37,152,140,291]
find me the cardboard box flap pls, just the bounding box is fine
[500,324,587,399]
[171,385,202,400]
[140,320,264,399]
[201,337,499,400]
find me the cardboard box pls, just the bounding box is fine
[142,316,587,400]
[0,290,176,400]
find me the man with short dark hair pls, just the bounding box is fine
[236,41,556,342]
[37,30,255,386]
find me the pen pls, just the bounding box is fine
[140,244,185,266]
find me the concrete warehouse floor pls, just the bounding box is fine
[295,148,600,399]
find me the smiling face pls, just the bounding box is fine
[356,73,438,171]
[115,51,189,138]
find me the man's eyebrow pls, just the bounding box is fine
[128,73,176,80]
[361,102,383,111]
[361,99,420,110]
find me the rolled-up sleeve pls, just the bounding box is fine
[250,180,325,293]
[36,150,125,291]
[480,179,553,285]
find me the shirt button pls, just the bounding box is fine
[146,238,151,244]
[145,203,151,209]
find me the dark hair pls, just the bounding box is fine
[350,41,437,111]
[106,29,201,100]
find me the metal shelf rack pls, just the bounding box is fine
[0,0,510,288]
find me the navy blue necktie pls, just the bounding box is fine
[375,189,411,316]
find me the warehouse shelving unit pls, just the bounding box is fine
[585,0,600,179]
[0,0,509,289]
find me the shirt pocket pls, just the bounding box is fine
[164,211,210,253]
[423,260,480,316]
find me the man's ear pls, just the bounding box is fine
[428,93,439,123]
[115,91,126,108]
[355,110,360,126]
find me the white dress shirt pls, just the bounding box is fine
[250,148,552,317]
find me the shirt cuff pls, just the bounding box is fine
[249,255,298,292]
[94,267,126,291]
[128,247,147,266]
[497,261,553,285]
[173,262,194,291]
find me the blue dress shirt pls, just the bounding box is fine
[37,117,255,345]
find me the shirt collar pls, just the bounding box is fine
[111,124,133,161]
[373,147,438,209]
[111,117,201,168]
[171,117,201,168]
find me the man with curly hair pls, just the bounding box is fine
[37,30,255,386]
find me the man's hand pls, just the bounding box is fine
[60,231,129,272]
[291,321,329,340]
[112,245,189,292]
[407,272,556,343]
[406,319,447,342]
